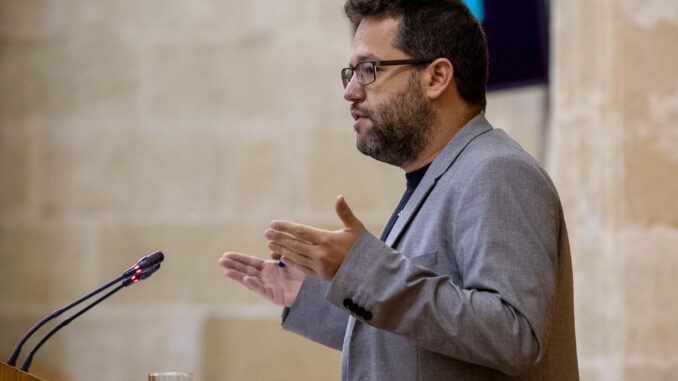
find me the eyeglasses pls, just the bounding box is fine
[341,58,435,88]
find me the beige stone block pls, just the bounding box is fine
[308,128,403,221]
[0,0,66,40]
[0,120,30,218]
[38,120,221,218]
[621,20,678,98]
[623,227,678,357]
[578,359,627,381]
[623,131,678,228]
[201,316,340,381]
[149,39,281,119]
[624,363,678,381]
[37,120,142,218]
[0,37,139,119]
[486,85,547,162]
[37,120,306,220]
[99,223,275,305]
[62,0,351,43]
[622,87,678,228]
[0,42,75,118]
[570,237,625,360]
[67,37,140,118]
[147,7,349,120]
[263,27,351,123]
[577,363,600,381]
[213,127,307,219]
[64,0,276,40]
[551,2,622,112]
[0,224,94,304]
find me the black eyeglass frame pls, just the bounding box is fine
[341,58,436,88]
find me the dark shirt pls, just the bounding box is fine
[379,163,431,242]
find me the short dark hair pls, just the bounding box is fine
[344,0,488,110]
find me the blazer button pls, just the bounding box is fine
[363,310,373,320]
[357,306,366,317]
[343,298,353,308]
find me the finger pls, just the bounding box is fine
[264,228,314,245]
[269,220,325,243]
[219,252,265,271]
[268,241,314,269]
[219,257,263,274]
[280,256,317,277]
[224,270,261,291]
[335,195,361,229]
[265,228,315,255]
[224,267,268,294]
[223,269,251,286]
[220,257,262,278]
[221,252,266,269]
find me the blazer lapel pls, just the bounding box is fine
[384,114,493,248]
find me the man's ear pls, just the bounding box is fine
[423,58,453,100]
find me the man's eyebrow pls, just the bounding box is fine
[350,53,380,65]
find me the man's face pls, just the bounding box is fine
[344,17,436,167]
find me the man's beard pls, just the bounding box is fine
[355,74,437,167]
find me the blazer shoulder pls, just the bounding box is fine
[452,129,559,196]
[461,128,532,163]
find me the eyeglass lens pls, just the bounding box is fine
[342,62,376,88]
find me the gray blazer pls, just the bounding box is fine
[283,115,579,380]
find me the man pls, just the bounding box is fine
[219,0,579,379]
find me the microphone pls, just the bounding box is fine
[123,263,161,286]
[6,251,165,367]
[19,264,162,372]
[123,251,164,277]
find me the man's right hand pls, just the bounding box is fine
[218,252,305,307]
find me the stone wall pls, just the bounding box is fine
[549,0,678,379]
[2,0,675,380]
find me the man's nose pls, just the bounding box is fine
[343,75,366,103]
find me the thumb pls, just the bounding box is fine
[335,195,361,229]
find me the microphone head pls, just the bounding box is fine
[139,263,161,280]
[139,251,164,268]
[123,251,165,277]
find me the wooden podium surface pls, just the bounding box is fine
[0,362,44,381]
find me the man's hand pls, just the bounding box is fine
[218,252,305,307]
[265,195,366,280]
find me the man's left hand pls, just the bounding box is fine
[265,195,366,280]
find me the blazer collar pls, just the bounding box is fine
[384,114,493,247]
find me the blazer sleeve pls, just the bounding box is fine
[282,276,349,350]
[325,155,561,376]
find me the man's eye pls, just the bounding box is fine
[359,64,375,75]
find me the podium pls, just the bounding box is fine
[0,362,44,381]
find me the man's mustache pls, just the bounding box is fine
[351,104,370,118]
